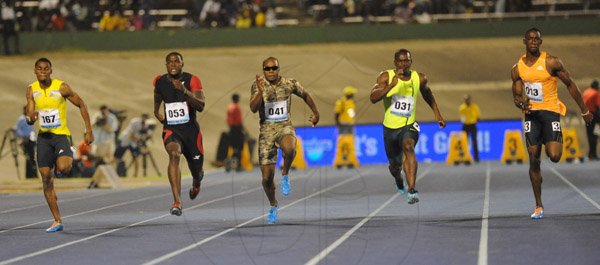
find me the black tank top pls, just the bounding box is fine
[155,72,200,130]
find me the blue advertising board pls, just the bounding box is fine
[278,120,523,166]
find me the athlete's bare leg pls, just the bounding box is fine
[260,164,278,206]
[527,145,543,208]
[40,167,61,223]
[279,135,296,176]
[165,142,182,204]
[402,138,418,191]
[545,141,563,163]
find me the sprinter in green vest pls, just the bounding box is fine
[370,49,446,204]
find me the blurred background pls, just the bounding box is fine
[0,0,598,182]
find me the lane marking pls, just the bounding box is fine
[0,187,262,265]
[142,172,365,265]
[477,162,491,265]
[550,167,600,210]
[305,165,434,265]
[0,191,119,215]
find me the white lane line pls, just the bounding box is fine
[477,163,491,265]
[0,193,170,234]
[0,191,120,214]
[0,187,262,265]
[550,167,600,210]
[142,173,364,265]
[305,165,434,265]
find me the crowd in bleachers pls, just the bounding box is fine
[1,0,597,33]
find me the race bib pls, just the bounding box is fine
[39,109,61,129]
[165,102,190,125]
[524,82,543,102]
[265,100,288,122]
[390,95,414,117]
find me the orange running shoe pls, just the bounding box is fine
[531,207,544,219]
[170,202,182,216]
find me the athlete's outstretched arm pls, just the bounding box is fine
[547,55,593,124]
[419,73,446,128]
[511,65,530,113]
[249,75,264,113]
[61,83,94,144]
[370,71,395,103]
[25,85,37,125]
[154,86,164,122]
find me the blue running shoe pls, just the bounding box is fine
[267,206,278,224]
[46,221,64,233]
[281,175,291,196]
[531,207,544,219]
[407,189,419,204]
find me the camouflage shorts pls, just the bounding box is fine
[259,121,296,165]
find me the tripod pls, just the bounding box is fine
[127,140,162,177]
[0,129,20,179]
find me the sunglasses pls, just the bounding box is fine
[263,66,279,71]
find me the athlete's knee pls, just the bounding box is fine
[402,143,415,154]
[261,176,274,188]
[167,150,181,160]
[548,153,561,163]
[56,164,72,174]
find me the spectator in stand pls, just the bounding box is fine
[50,10,66,31]
[235,7,252,29]
[330,0,345,24]
[1,0,20,55]
[200,0,222,27]
[255,7,266,27]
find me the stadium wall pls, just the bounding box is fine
[21,18,600,53]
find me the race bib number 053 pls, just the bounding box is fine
[165,102,190,125]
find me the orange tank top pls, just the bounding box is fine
[517,51,566,115]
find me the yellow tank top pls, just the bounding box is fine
[334,97,356,125]
[382,70,420,129]
[517,51,566,115]
[31,79,71,135]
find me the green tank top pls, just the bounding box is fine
[382,70,420,129]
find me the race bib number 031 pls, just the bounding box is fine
[390,95,414,117]
[39,109,61,129]
[165,102,190,125]
[265,101,288,122]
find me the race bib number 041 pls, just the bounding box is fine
[165,102,190,125]
[265,101,288,122]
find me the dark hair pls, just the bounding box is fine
[592,80,599,89]
[232,93,240,102]
[394,49,411,60]
[35,57,52,67]
[166,52,183,62]
[100,105,108,110]
[525,27,541,38]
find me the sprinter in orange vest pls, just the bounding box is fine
[511,28,593,219]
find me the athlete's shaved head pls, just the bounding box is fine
[525,27,541,38]
[262,56,278,66]
[394,49,411,61]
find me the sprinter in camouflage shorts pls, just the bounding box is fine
[249,57,319,224]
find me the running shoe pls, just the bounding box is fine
[281,175,291,196]
[46,221,64,233]
[267,206,278,224]
[189,180,201,200]
[170,202,182,216]
[531,207,544,219]
[407,189,419,204]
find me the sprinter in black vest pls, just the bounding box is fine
[153,52,205,216]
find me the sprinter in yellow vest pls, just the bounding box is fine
[512,28,593,219]
[370,49,446,204]
[25,58,94,232]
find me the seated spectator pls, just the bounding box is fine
[235,8,252,29]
